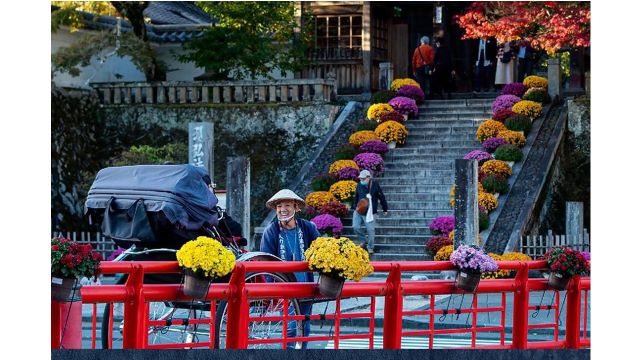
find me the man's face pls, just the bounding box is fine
[276,200,298,220]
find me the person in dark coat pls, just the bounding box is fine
[259,189,319,348]
[472,37,497,92]
[350,170,389,255]
[430,36,455,99]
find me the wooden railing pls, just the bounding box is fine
[91,79,336,105]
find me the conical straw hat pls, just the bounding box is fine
[266,189,305,209]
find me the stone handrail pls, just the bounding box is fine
[90,79,336,105]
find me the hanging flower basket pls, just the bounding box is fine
[183,270,213,300]
[547,271,571,291]
[455,270,481,292]
[51,277,76,302]
[318,273,346,298]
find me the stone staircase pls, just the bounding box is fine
[342,99,494,260]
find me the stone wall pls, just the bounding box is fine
[52,87,340,231]
[531,97,590,234]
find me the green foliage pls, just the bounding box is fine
[111,143,188,166]
[181,2,313,80]
[494,144,523,162]
[504,115,532,134]
[482,174,510,194]
[51,1,119,32]
[370,90,398,105]
[311,173,337,192]
[334,144,360,161]
[479,210,489,231]
[355,119,378,132]
[522,89,550,104]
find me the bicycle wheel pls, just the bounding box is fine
[214,272,304,349]
[101,276,211,348]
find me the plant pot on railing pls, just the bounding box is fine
[176,236,236,300]
[547,271,571,291]
[455,270,481,292]
[450,245,498,293]
[306,236,373,299]
[318,273,346,298]
[183,270,213,300]
[51,277,77,302]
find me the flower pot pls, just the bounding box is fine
[343,201,352,208]
[52,277,76,302]
[318,273,345,298]
[183,270,212,300]
[387,141,397,149]
[506,161,515,168]
[547,271,571,291]
[516,131,525,137]
[455,270,481,292]
[402,114,409,121]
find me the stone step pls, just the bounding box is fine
[385,161,454,170]
[403,126,480,135]
[402,140,480,147]
[373,235,432,246]
[415,112,491,119]
[385,154,461,163]
[421,106,492,114]
[406,133,478,141]
[382,169,454,178]
[375,182,452,189]
[386,148,476,156]
[375,244,427,254]
[373,218,437,227]
[408,119,485,126]
[383,192,451,202]
[422,99,495,107]
[342,226,431,236]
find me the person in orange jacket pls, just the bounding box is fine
[412,36,435,98]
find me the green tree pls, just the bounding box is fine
[51,1,166,81]
[180,1,313,80]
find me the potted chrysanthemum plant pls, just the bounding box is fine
[305,237,373,298]
[542,246,590,290]
[449,245,498,292]
[51,237,103,301]
[176,236,236,300]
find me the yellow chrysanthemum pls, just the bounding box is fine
[329,180,357,202]
[523,75,548,89]
[511,100,543,119]
[501,252,533,262]
[497,130,527,148]
[305,191,336,210]
[481,160,513,178]
[367,103,395,121]
[476,119,508,143]
[374,120,408,144]
[481,253,510,279]
[390,78,421,91]
[349,130,380,147]
[448,231,454,241]
[305,236,374,281]
[434,245,454,261]
[176,236,236,279]
[478,192,498,212]
[329,160,359,175]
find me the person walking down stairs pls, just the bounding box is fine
[350,170,389,255]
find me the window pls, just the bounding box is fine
[315,15,362,49]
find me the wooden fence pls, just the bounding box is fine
[51,231,117,260]
[519,229,590,259]
[91,79,336,105]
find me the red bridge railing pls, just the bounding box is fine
[51,260,590,350]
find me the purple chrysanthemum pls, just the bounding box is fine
[463,150,493,164]
[501,83,527,98]
[354,152,385,177]
[429,215,455,235]
[492,95,521,115]
[482,137,509,153]
[388,96,419,117]
[397,85,425,104]
[335,166,360,181]
[450,245,498,273]
[360,140,389,155]
[310,214,344,235]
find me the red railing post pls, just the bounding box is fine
[565,275,582,349]
[51,300,61,349]
[226,263,248,349]
[382,264,402,349]
[512,262,529,349]
[122,264,144,349]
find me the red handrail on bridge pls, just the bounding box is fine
[51,260,590,350]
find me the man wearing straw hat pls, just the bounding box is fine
[260,189,319,348]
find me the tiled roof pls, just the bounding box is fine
[52,2,214,43]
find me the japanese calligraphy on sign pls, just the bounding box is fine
[188,122,214,177]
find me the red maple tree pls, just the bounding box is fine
[455,1,590,55]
